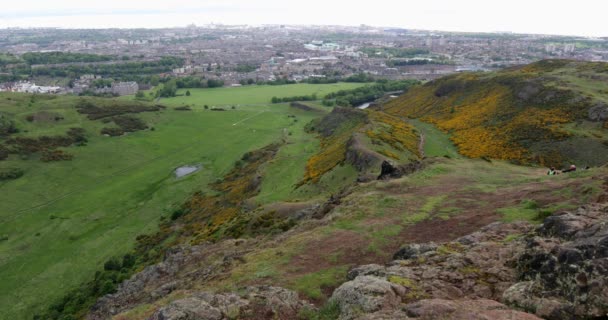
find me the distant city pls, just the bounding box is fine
[1,24,607,95]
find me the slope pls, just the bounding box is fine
[383,59,608,167]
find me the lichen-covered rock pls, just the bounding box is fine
[403,299,542,320]
[507,203,608,319]
[331,276,405,320]
[588,102,608,121]
[88,240,252,320]
[392,243,437,260]
[149,286,312,320]
[330,221,535,319]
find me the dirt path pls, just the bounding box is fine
[418,132,426,158]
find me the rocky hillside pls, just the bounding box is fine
[34,61,608,320]
[331,201,608,320]
[383,60,608,168]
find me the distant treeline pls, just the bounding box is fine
[263,73,376,87]
[8,56,183,80]
[269,79,420,106]
[157,77,225,97]
[271,94,318,103]
[22,52,116,65]
[323,79,420,107]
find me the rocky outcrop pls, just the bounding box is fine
[331,204,608,319]
[149,286,312,320]
[88,241,252,320]
[400,299,541,320]
[290,102,319,112]
[504,203,608,319]
[377,160,423,180]
[330,222,534,319]
[588,102,608,121]
[346,134,386,172]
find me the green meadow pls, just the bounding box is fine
[130,82,366,107]
[0,83,356,319]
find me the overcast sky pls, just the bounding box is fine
[2,0,607,37]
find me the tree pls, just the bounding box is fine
[135,91,145,99]
[159,80,177,98]
[103,257,121,271]
[185,90,191,96]
[204,105,209,110]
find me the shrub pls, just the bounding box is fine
[40,150,73,162]
[0,168,24,180]
[100,127,124,136]
[171,208,187,220]
[103,257,122,271]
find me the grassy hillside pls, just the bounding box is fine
[108,157,608,320]
[383,59,608,167]
[0,84,358,319]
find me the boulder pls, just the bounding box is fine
[149,286,312,320]
[404,299,542,320]
[588,102,608,121]
[377,160,423,180]
[393,243,437,260]
[331,276,405,320]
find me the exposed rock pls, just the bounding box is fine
[88,241,252,320]
[403,298,542,320]
[507,203,608,319]
[377,160,423,180]
[331,221,535,319]
[392,243,437,260]
[537,206,598,239]
[588,102,608,121]
[346,134,385,172]
[331,276,405,320]
[290,102,315,112]
[328,203,608,320]
[312,189,350,219]
[148,286,312,320]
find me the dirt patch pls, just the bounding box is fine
[261,201,318,219]
[25,111,64,123]
[285,230,379,277]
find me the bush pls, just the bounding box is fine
[0,168,24,180]
[100,127,125,136]
[100,281,116,295]
[103,257,122,271]
[171,208,187,220]
[40,150,73,162]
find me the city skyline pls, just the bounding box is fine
[2,0,607,37]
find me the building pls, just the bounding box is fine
[11,81,61,94]
[112,82,139,96]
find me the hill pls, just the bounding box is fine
[383,59,608,168]
[0,83,363,320]
[7,62,608,320]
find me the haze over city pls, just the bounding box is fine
[2,0,607,37]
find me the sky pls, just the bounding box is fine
[1,0,607,37]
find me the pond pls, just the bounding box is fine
[174,165,201,178]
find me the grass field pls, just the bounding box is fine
[126,83,366,107]
[409,119,461,158]
[0,84,355,319]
